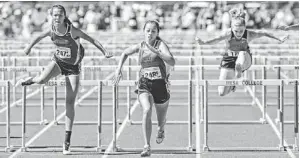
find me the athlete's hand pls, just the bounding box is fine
[105,52,113,58]
[195,37,205,45]
[24,47,31,56]
[277,25,288,31]
[279,35,289,44]
[112,71,122,85]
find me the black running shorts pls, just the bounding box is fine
[52,56,81,76]
[137,77,170,104]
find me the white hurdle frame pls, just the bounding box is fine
[196,79,299,152]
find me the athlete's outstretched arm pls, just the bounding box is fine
[248,30,288,43]
[24,29,50,55]
[278,24,299,31]
[72,27,112,58]
[144,41,175,66]
[113,44,139,84]
[195,30,229,45]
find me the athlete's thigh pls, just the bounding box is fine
[218,68,235,92]
[65,75,80,95]
[219,68,235,80]
[39,61,61,82]
[138,92,154,112]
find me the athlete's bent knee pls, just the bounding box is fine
[218,87,227,97]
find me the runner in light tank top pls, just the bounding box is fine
[195,8,289,97]
[16,5,112,155]
[113,20,175,157]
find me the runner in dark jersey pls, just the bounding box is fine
[16,5,112,155]
[113,20,175,157]
[195,8,288,96]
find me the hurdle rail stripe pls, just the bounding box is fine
[0,65,297,73]
[8,73,115,158]
[1,55,298,61]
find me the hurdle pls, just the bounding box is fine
[0,81,11,152]
[196,79,299,153]
[110,79,198,153]
[5,80,107,152]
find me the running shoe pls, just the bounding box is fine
[15,77,33,87]
[63,142,71,155]
[140,145,151,157]
[231,86,236,92]
[156,130,165,144]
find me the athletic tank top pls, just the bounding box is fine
[226,30,250,56]
[51,24,84,65]
[138,39,167,80]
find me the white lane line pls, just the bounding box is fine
[9,72,115,158]
[246,86,296,158]
[102,100,139,158]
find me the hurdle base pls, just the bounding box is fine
[187,145,194,152]
[259,118,267,124]
[278,145,285,151]
[292,144,298,151]
[20,147,27,152]
[205,146,284,152]
[275,118,280,124]
[40,119,49,125]
[203,145,209,151]
[24,145,107,152]
[114,147,195,153]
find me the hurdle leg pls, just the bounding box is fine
[40,85,48,125]
[188,80,193,151]
[294,80,299,150]
[203,80,208,151]
[1,58,5,106]
[279,80,285,150]
[200,57,204,123]
[53,81,58,125]
[97,81,103,152]
[21,86,27,152]
[251,58,256,106]
[127,59,131,123]
[195,68,201,154]
[187,58,193,151]
[260,59,267,123]
[5,81,11,152]
[13,58,16,103]
[112,85,117,152]
[275,67,281,124]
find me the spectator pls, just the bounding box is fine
[31,4,48,32]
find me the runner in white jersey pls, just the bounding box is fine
[113,20,175,157]
[195,8,289,96]
[16,5,112,155]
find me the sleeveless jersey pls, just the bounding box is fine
[226,30,250,56]
[138,40,167,80]
[51,24,84,65]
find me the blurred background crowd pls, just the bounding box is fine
[0,1,298,39]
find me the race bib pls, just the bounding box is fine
[227,51,239,57]
[56,47,71,58]
[142,67,162,80]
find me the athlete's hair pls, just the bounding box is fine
[50,5,72,25]
[143,20,161,40]
[229,8,246,26]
